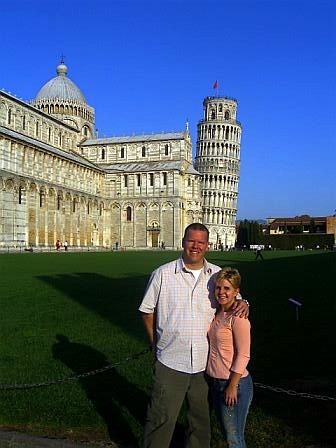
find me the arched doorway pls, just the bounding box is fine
[147,222,160,248]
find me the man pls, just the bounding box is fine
[255,245,264,260]
[139,223,249,448]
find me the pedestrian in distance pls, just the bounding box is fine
[255,245,264,260]
[139,223,249,448]
[207,267,253,448]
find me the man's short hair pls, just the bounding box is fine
[183,223,209,241]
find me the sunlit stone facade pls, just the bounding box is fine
[0,63,241,249]
[195,96,241,248]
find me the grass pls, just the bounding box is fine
[0,249,335,447]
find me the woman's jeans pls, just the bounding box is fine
[210,375,253,448]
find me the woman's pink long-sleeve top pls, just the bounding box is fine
[206,310,250,379]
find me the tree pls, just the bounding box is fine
[236,220,263,247]
[309,218,316,233]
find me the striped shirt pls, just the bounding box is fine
[139,257,221,374]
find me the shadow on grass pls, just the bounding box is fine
[52,334,146,446]
[38,272,148,342]
[252,389,336,447]
[39,272,149,445]
[40,273,186,447]
[52,334,186,448]
[209,251,336,446]
[39,252,336,447]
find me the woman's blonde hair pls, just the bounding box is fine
[216,267,241,289]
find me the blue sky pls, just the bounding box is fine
[2,0,335,220]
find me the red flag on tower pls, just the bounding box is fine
[213,80,218,89]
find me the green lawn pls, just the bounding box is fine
[0,250,335,447]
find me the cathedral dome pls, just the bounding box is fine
[35,62,86,103]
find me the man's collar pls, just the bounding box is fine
[175,257,213,274]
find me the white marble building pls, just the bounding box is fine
[0,62,241,249]
[195,96,242,248]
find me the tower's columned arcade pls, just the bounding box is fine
[195,96,242,248]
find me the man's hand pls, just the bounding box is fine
[232,298,249,318]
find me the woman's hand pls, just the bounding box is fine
[224,383,238,406]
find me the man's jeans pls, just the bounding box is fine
[211,375,253,448]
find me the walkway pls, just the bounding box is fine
[0,430,120,448]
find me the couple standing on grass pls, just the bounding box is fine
[139,222,252,448]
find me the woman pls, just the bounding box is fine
[207,267,253,448]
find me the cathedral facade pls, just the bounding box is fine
[0,62,241,249]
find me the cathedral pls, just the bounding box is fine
[0,62,241,249]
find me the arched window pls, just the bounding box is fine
[22,115,26,130]
[142,146,146,157]
[120,147,125,158]
[18,186,23,204]
[7,109,12,125]
[211,109,215,119]
[164,144,169,156]
[102,148,105,159]
[225,110,230,120]
[219,104,223,112]
[126,206,132,221]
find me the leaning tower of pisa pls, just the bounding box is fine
[195,95,242,248]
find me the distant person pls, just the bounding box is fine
[64,240,68,252]
[139,223,249,448]
[255,245,264,260]
[207,267,253,448]
[56,239,61,251]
